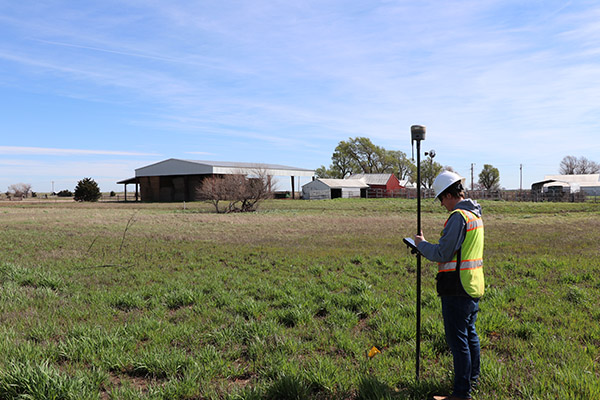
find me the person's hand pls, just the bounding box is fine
[414,230,425,246]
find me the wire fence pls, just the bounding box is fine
[0,193,140,203]
[364,188,593,202]
[1,190,597,203]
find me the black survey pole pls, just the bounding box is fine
[411,124,426,381]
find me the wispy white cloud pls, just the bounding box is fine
[0,146,159,157]
[184,151,217,156]
[31,38,189,64]
[0,1,599,189]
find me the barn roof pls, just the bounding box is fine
[317,178,369,188]
[532,174,600,192]
[543,174,600,186]
[117,177,138,184]
[135,158,315,178]
[347,173,394,185]
[399,179,416,188]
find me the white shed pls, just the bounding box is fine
[302,178,368,200]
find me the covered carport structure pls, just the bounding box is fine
[116,177,140,202]
[118,158,315,202]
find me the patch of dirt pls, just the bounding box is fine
[101,371,160,399]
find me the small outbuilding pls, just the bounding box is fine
[531,174,600,201]
[347,173,403,197]
[119,158,314,202]
[302,178,368,200]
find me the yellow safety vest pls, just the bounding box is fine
[437,209,485,298]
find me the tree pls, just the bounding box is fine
[418,156,444,189]
[559,156,600,174]
[57,189,73,197]
[197,169,274,213]
[7,183,32,198]
[478,164,500,191]
[331,140,360,177]
[322,137,416,180]
[387,150,414,181]
[559,156,578,175]
[574,157,600,174]
[74,178,102,202]
[315,165,340,179]
[342,137,391,173]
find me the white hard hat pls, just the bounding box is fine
[433,170,466,199]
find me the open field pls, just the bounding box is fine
[0,199,599,399]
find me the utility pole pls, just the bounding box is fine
[471,163,475,191]
[520,164,523,191]
[519,164,523,201]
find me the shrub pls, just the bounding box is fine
[0,360,98,400]
[357,376,394,400]
[7,183,32,198]
[197,169,274,213]
[73,178,101,202]
[164,289,196,310]
[265,375,310,400]
[56,190,73,197]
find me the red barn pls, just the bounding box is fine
[347,173,403,197]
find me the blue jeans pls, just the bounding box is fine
[441,296,480,398]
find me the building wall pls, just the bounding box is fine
[139,176,160,202]
[139,174,208,202]
[386,175,402,191]
[302,180,366,200]
[582,186,600,196]
[365,176,401,198]
[304,189,331,200]
[341,188,363,198]
[302,180,329,200]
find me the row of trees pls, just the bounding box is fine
[316,138,600,193]
[5,178,102,202]
[315,137,504,191]
[315,137,440,186]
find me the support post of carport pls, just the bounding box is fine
[291,176,295,199]
[117,177,139,202]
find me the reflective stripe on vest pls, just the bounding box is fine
[438,209,485,298]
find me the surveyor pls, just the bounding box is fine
[414,170,484,400]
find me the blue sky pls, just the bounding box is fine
[1,0,599,193]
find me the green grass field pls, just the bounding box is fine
[0,199,598,399]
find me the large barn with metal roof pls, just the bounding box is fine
[118,158,315,202]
